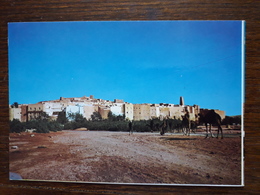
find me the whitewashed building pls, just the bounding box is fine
[65,104,85,120]
[110,103,124,116]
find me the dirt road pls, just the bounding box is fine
[9,130,242,185]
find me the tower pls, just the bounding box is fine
[180,96,184,106]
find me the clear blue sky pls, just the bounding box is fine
[8,21,244,116]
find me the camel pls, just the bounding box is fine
[198,110,223,139]
[181,112,191,136]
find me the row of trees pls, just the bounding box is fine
[10,109,241,133]
[221,115,241,125]
[9,111,130,133]
[10,118,63,133]
[9,111,183,133]
[64,115,182,132]
[62,112,173,132]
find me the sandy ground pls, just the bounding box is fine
[9,129,242,185]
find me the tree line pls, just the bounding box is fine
[10,113,63,133]
[9,110,241,133]
[9,111,182,133]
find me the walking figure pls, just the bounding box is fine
[129,121,133,135]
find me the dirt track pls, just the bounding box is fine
[9,130,242,185]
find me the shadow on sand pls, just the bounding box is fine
[160,137,197,141]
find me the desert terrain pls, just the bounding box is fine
[9,128,242,185]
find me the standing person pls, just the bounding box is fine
[129,121,133,135]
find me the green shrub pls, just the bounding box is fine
[35,121,49,133]
[47,121,63,132]
[10,118,64,133]
[9,119,26,133]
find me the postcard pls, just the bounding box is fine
[8,21,245,186]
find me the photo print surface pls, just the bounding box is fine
[8,21,245,186]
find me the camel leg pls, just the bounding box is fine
[217,125,223,139]
[193,127,196,134]
[160,127,163,135]
[209,124,215,138]
[205,124,209,138]
[192,123,197,134]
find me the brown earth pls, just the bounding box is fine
[9,129,242,185]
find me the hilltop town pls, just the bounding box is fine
[9,95,225,122]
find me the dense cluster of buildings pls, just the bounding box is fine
[9,95,225,122]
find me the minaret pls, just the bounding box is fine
[180,96,184,107]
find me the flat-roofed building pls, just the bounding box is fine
[133,104,151,120]
[150,104,160,119]
[83,104,98,120]
[110,103,124,116]
[9,106,22,121]
[27,103,44,121]
[185,105,200,121]
[42,102,64,120]
[159,106,170,119]
[124,103,133,121]
[11,95,225,123]
[99,106,110,119]
[20,105,28,122]
[168,105,184,120]
[65,104,84,121]
[214,110,225,119]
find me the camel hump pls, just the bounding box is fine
[206,110,222,123]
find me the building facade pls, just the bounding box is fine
[9,95,225,122]
[133,104,151,121]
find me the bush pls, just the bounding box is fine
[10,117,183,133]
[63,120,129,131]
[222,115,241,125]
[57,111,68,124]
[61,115,182,133]
[35,121,49,133]
[47,121,63,132]
[132,120,151,132]
[10,118,64,134]
[10,119,26,133]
